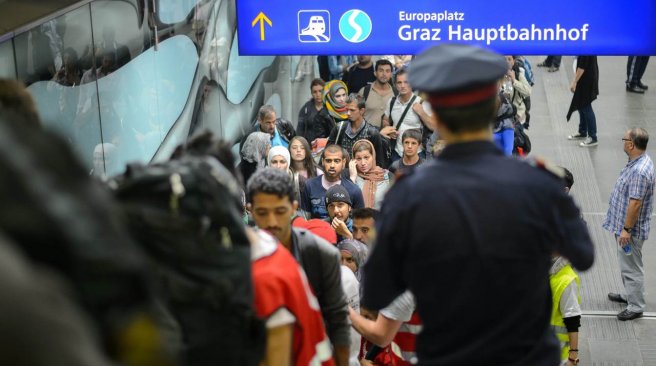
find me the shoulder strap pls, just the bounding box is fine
[395,95,417,130]
[363,85,371,101]
[334,121,345,146]
[388,96,397,126]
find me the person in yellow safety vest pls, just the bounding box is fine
[551,167,582,366]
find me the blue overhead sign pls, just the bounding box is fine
[235,0,656,55]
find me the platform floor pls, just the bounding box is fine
[527,55,656,365]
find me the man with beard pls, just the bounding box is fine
[302,144,365,219]
[247,168,350,366]
[359,59,396,129]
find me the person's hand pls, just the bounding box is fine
[507,70,516,80]
[380,126,398,139]
[349,160,358,182]
[360,359,374,366]
[570,80,577,93]
[332,218,353,239]
[618,229,631,246]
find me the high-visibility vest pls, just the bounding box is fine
[549,264,580,361]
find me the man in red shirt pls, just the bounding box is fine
[248,227,334,366]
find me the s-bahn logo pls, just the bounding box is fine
[339,10,372,43]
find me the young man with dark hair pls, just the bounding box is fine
[362,44,594,366]
[381,68,435,162]
[298,79,325,142]
[302,144,365,219]
[389,128,424,175]
[247,168,350,366]
[327,95,385,167]
[342,56,375,100]
[352,207,377,246]
[325,185,354,241]
[359,59,395,129]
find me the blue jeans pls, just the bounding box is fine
[578,104,597,140]
[493,128,514,156]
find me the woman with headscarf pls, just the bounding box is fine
[268,145,310,218]
[337,238,369,366]
[337,239,369,284]
[310,80,348,150]
[238,132,270,186]
[349,139,392,209]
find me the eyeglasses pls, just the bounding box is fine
[622,138,632,142]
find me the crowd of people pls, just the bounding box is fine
[0,44,652,366]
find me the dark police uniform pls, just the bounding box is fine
[361,45,594,366]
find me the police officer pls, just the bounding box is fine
[361,44,594,366]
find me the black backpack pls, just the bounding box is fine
[112,156,265,366]
[0,112,167,365]
[512,121,532,156]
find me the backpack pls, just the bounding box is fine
[514,56,535,86]
[362,83,398,102]
[112,156,265,366]
[0,111,168,365]
[512,121,532,156]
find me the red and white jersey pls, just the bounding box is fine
[389,311,422,365]
[251,229,334,366]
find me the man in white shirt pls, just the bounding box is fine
[381,69,435,162]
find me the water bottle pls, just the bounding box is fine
[623,241,632,256]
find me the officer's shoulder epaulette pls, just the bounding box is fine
[521,155,565,179]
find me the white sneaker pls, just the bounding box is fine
[568,134,586,140]
[580,138,598,147]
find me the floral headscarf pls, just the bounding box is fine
[240,132,270,169]
[323,80,349,120]
[337,239,369,282]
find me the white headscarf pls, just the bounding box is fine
[267,145,291,167]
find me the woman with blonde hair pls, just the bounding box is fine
[349,139,392,209]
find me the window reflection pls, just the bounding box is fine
[0,41,16,78]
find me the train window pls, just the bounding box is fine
[158,0,202,24]
[0,41,16,78]
[226,32,274,104]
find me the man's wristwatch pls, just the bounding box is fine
[568,349,579,364]
[624,226,633,233]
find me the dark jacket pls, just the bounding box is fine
[297,99,322,142]
[327,120,386,168]
[363,141,594,366]
[567,56,599,121]
[239,118,296,152]
[311,108,345,143]
[291,228,350,347]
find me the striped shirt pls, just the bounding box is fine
[603,153,655,240]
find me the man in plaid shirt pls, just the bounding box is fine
[603,127,655,321]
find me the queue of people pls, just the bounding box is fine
[0,44,653,366]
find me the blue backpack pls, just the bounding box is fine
[516,56,535,86]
